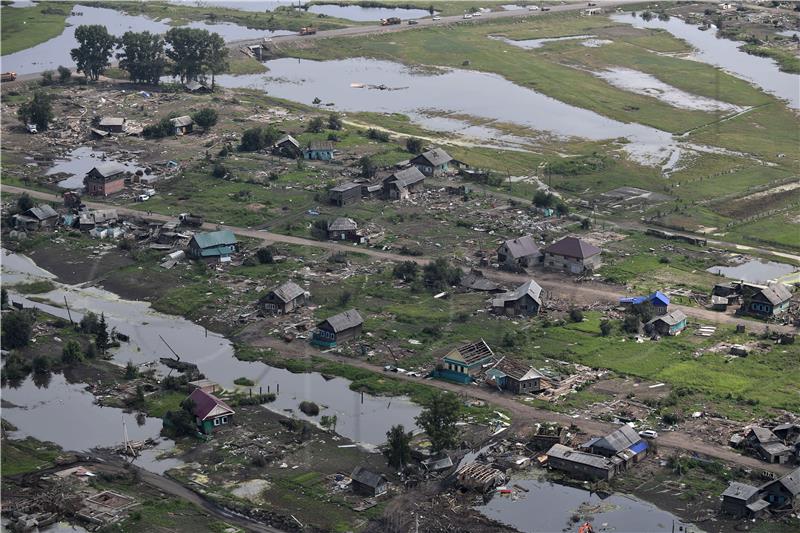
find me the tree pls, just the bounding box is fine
[327,113,342,131]
[1,311,33,349]
[405,137,423,154]
[212,162,227,178]
[533,190,554,208]
[600,319,613,337]
[256,247,274,264]
[307,116,324,133]
[70,25,116,81]
[569,308,584,323]
[422,258,461,292]
[17,92,53,131]
[623,314,641,334]
[125,360,138,379]
[165,27,208,84]
[555,201,569,216]
[32,355,50,374]
[79,311,100,334]
[202,32,228,89]
[95,313,110,354]
[85,342,97,360]
[40,70,54,86]
[61,340,83,365]
[0,287,7,309]
[192,108,218,131]
[17,193,34,212]
[134,384,146,407]
[240,126,279,152]
[386,424,413,469]
[415,391,461,454]
[358,155,377,179]
[116,31,166,85]
[392,261,418,281]
[580,218,591,230]
[57,65,72,83]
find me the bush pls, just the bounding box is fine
[661,412,681,425]
[1,311,34,349]
[623,315,641,334]
[366,128,390,142]
[40,70,55,86]
[307,116,324,133]
[239,125,279,152]
[659,256,671,264]
[32,355,50,374]
[61,340,84,366]
[124,360,138,379]
[256,247,275,264]
[311,219,329,240]
[422,258,461,292]
[17,193,34,212]
[192,108,218,131]
[599,320,613,337]
[533,190,555,208]
[327,113,342,130]
[338,290,352,306]
[57,65,71,83]
[299,401,320,416]
[234,377,255,387]
[143,117,174,139]
[569,309,584,323]
[406,137,423,154]
[212,162,227,178]
[358,155,377,178]
[393,261,418,281]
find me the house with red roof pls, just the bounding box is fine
[542,236,602,274]
[187,388,235,434]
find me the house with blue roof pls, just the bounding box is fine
[620,290,670,315]
[188,230,238,259]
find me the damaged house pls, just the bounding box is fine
[78,209,118,231]
[329,182,362,207]
[311,309,363,348]
[497,235,540,270]
[97,117,126,134]
[13,204,59,231]
[187,230,238,259]
[491,279,543,317]
[741,284,793,317]
[546,444,615,481]
[350,466,388,497]
[259,281,308,315]
[460,269,502,293]
[620,291,670,315]
[582,425,648,469]
[169,115,194,135]
[84,163,127,197]
[721,466,800,519]
[542,236,602,274]
[274,135,302,158]
[327,217,359,242]
[485,357,546,394]
[434,339,495,384]
[646,309,687,336]
[743,427,793,464]
[455,462,505,492]
[410,147,452,177]
[382,167,425,200]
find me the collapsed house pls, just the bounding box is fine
[542,236,602,274]
[259,281,308,315]
[455,462,505,492]
[739,426,794,464]
[460,269,502,293]
[78,209,118,231]
[434,339,495,384]
[491,279,543,317]
[497,235,540,270]
[274,135,302,158]
[382,167,426,200]
[311,309,363,347]
[485,357,547,394]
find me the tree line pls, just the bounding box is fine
[70,25,229,86]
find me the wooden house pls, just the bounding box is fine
[491,279,543,316]
[274,135,301,158]
[760,467,800,510]
[187,230,238,259]
[542,236,602,274]
[169,115,194,135]
[435,339,495,384]
[721,482,768,519]
[742,284,792,317]
[382,167,425,200]
[619,291,670,315]
[546,444,615,481]
[647,310,687,336]
[84,163,127,196]
[303,140,334,160]
[260,281,308,314]
[497,235,540,270]
[485,357,546,394]
[350,466,388,497]
[97,117,126,133]
[13,204,58,231]
[410,147,452,177]
[327,217,359,241]
[311,309,363,347]
[583,425,645,461]
[188,388,235,434]
[329,182,362,207]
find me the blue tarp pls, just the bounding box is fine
[629,440,649,454]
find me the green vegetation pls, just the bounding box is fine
[8,280,55,294]
[742,43,800,74]
[1,2,73,56]
[1,435,62,475]
[144,390,186,418]
[234,376,255,387]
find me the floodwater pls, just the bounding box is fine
[307,4,432,21]
[1,250,422,448]
[168,0,294,12]
[707,259,797,285]
[1,4,291,75]
[216,57,683,167]
[490,34,595,49]
[477,476,695,533]
[594,67,745,113]
[611,13,800,109]
[47,146,145,190]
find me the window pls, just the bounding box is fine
[220,416,228,424]
[213,418,220,426]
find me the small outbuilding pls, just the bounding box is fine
[647,309,687,336]
[497,235,540,270]
[169,115,194,135]
[485,357,546,394]
[329,182,362,207]
[327,217,359,241]
[97,117,126,133]
[84,163,127,196]
[188,388,235,434]
[260,281,308,314]
[303,140,334,160]
[274,135,302,158]
[410,148,452,177]
[491,279,543,316]
[184,81,211,93]
[721,482,767,519]
[312,309,363,347]
[760,466,800,509]
[542,236,602,274]
[350,466,388,497]
[620,291,670,315]
[188,230,238,259]
[382,167,425,200]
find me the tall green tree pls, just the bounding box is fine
[405,137,423,154]
[17,92,53,130]
[70,25,116,81]
[192,108,218,131]
[165,27,208,84]
[117,31,166,85]
[202,32,228,89]
[1,311,34,349]
[358,155,377,178]
[17,193,34,212]
[327,113,343,131]
[386,424,413,469]
[95,313,110,354]
[415,391,461,454]
[61,340,83,365]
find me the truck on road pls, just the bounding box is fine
[1,72,17,82]
[299,26,317,35]
[381,17,401,25]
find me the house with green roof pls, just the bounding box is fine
[188,230,238,259]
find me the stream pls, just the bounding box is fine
[1,249,421,472]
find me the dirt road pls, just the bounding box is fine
[4,185,794,336]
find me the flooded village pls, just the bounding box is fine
[1,1,799,532]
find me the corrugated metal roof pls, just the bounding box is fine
[271,281,305,303]
[351,466,386,488]
[27,204,58,220]
[722,482,760,500]
[387,167,425,188]
[500,235,539,259]
[320,309,363,333]
[648,309,686,327]
[328,217,358,231]
[90,162,126,179]
[492,279,543,307]
[330,181,361,193]
[544,236,601,259]
[192,230,237,249]
[547,444,612,470]
[412,147,452,167]
[592,425,641,453]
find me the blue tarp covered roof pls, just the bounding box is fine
[629,440,649,454]
[620,291,670,306]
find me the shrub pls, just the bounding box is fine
[366,128,390,142]
[406,137,423,154]
[307,116,324,133]
[600,320,613,337]
[327,113,342,130]
[256,247,274,264]
[299,401,320,416]
[192,107,218,131]
[1,311,34,349]
[569,309,584,323]
[234,377,255,387]
[392,261,418,281]
[212,162,227,178]
[57,65,71,83]
[61,340,84,365]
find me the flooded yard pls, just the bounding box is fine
[47,146,145,190]
[307,4,432,21]
[707,259,797,285]
[490,34,595,49]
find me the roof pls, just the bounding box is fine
[26,204,58,220]
[328,217,358,231]
[330,181,361,193]
[421,456,453,471]
[307,140,334,151]
[184,80,209,91]
[749,426,779,444]
[628,440,649,455]
[98,117,125,126]
[170,115,193,127]
[650,291,670,306]
[188,388,234,421]
[648,309,687,327]
[386,167,425,188]
[746,499,770,512]
[191,230,237,249]
[591,425,641,453]
[759,441,791,456]
[777,466,800,496]
[492,279,543,307]
[319,309,363,333]
[547,444,612,470]
[412,147,452,167]
[276,135,300,148]
[722,482,760,501]
[350,466,386,488]
[491,357,543,382]
[270,281,305,303]
[544,236,601,260]
[89,162,126,179]
[460,271,500,292]
[444,339,494,366]
[500,235,540,259]
[756,284,792,305]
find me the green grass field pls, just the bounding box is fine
[1,2,73,56]
[1,435,62,475]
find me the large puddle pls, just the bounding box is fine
[611,13,800,109]
[490,34,595,49]
[477,476,695,533]
[707,259,797,285]
[47,146,145,190]
[216,57,683,167]
[2,250,421,453]
[1,4,292,75]
[167,0,432,20]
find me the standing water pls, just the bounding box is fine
[47,146,145,190]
